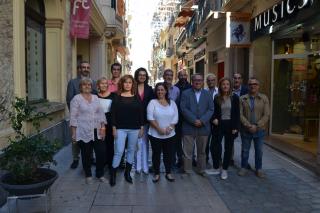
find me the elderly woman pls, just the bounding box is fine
[110,75,144,186]
[70,78,107,184]
[134,67,154,175]
[147,82,178,182]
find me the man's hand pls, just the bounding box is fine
[212,119,219,126]
[194,119,202,127]
[248,125,257,134]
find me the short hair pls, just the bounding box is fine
[134,67,149,84]
[177,69,188,77]
[191,73,204,82]
[233,72,242,78]
[248,77,260,84]
[80,61,90,66]
[206,73,216,80]
[163,69,173,76]
[154,82,170,105]
[111,62,122,72]
[97,77,108,90]
[79,78,92,93]
[117,75,136,95]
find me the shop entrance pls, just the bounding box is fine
[272,35,320,153]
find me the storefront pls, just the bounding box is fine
[251,0,320,166]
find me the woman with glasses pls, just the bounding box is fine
[134,68,154,175]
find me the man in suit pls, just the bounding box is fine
[66,61,96,169]
[233,73,248,97]
[180,73,214,176]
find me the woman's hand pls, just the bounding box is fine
[232,129,238,135]
[99,127,106,140]
[165,126,173,135]
[138,127,144,138]
[212,119,219,126]
[157,127,166,135]
[112,127,117,138]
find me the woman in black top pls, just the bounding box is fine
[211,77,240,180]
[97,77,116,170]
[109,75,144,186]
[134,67,154,174]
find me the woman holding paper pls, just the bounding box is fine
[97,77,116,170]
[70,78,107,184]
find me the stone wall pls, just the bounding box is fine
[0,0,14,133]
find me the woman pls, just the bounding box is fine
[134,68,154,175]
[97,77,116,170]
[110,75,144,186]
[70,78,107,184]
[211,77,240,180]
[147,82,178,182]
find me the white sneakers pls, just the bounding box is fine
[220,170,228,180]
[86,177,93,185]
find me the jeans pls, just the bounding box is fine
[240,130,265,171]
[112,129,139,168]
[149,135,174,175]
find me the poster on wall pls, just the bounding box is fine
[70,0,92,39]
[226,12,251,48]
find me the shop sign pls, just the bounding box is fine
[226,12,251,48]
[70,0,92,39]
[251,0,314,40]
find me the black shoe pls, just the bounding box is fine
[124,162,133,184]
[109,167,117,187]
[91,158,96,166]
[230,159,235,166]
[70,160,79,169]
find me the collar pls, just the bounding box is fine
[243,93,262,100]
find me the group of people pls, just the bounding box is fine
[66,61,270,186]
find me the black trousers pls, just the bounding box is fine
[173,121,183,164]
[149,135,174,175]
[105,124,114,168]
[78,130,106,178]
[211,120,235,170]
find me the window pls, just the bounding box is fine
[25,0,46,102]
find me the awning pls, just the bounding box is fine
[177,9,194,17]
[174,16,190,27]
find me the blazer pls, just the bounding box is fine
[211,94,240,136]
[137,84,154,124]
[180,88,214,136]
[240,85,249,96]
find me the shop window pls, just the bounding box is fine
[272,36,320,141]
[25,0,46,102]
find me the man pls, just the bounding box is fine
[238,77,270,178]
[163,69,180,102]
[174,68,191,168]
[180,73,214,176]
[66,61,96,169]
[233,73,248,97]
[175,68,192,92]
[205,74,218,167]
[107,62,122,93]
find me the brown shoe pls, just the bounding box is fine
[256,170,266,178]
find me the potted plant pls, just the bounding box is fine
[0,97,61,196]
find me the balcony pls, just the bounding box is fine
[95,0,126,39]
[221,0,250,12]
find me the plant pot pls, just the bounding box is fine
[0,168,58,196]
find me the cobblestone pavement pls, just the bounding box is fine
[1,138,320,213]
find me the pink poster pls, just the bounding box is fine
[70,0,92,39]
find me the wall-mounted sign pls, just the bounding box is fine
[70,0,92,39]
[250,0,314,41]
[226,12,251,48]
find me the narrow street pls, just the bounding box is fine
[2,138,320,213]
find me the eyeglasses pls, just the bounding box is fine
[233,77,241,80]
[249,83,259,86]
[81,66,90,69]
